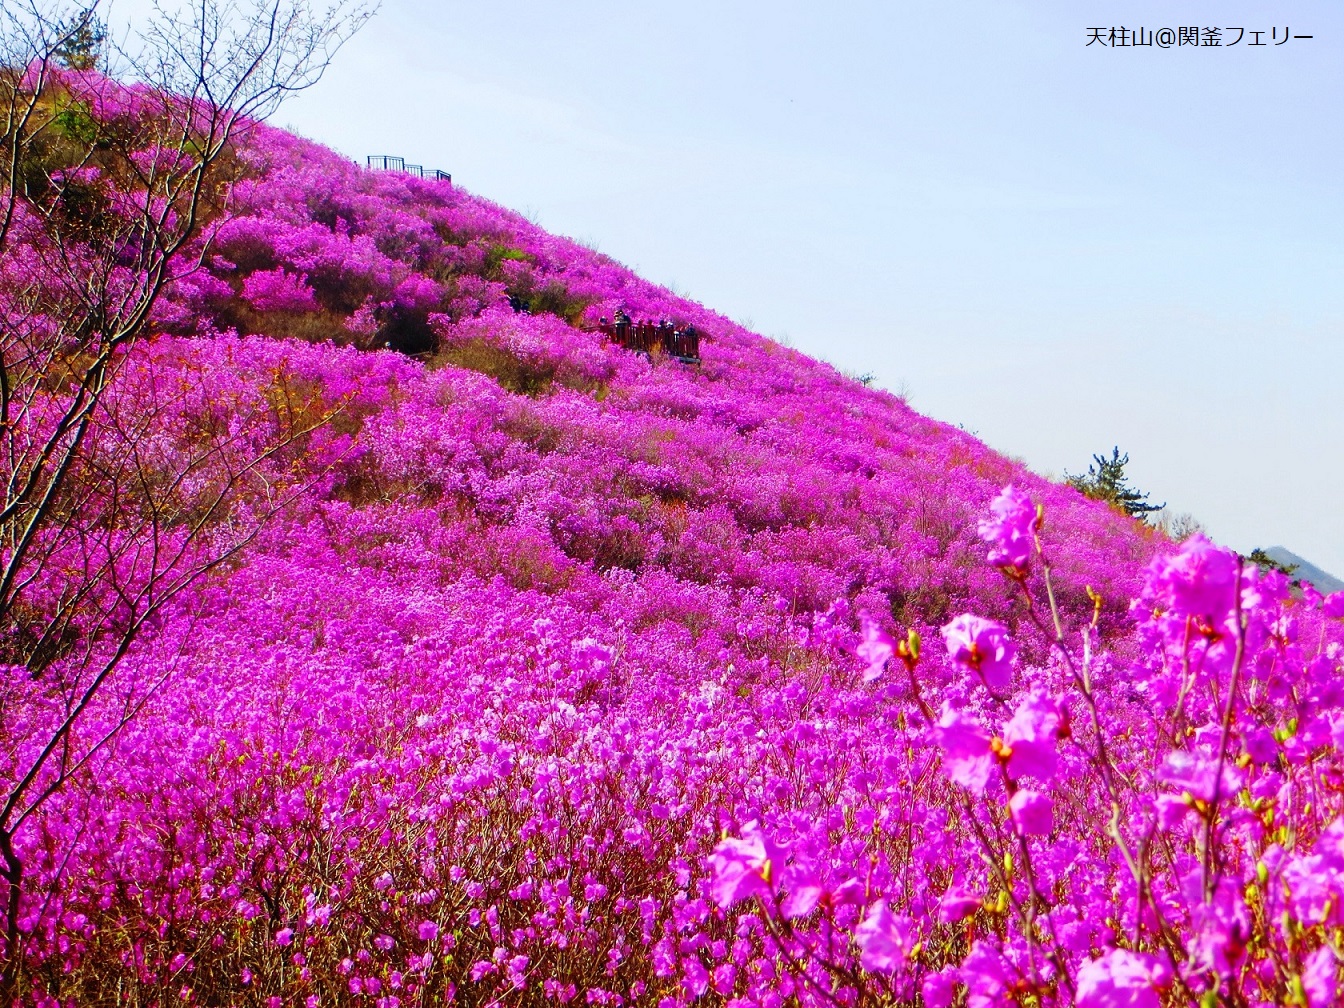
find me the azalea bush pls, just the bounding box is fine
[707,489,1344,1008]
[4,71,1336,1008]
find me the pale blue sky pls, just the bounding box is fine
[158,2,1344,573]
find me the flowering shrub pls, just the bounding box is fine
[7,75,1330,1007]
[241,268,321,313]
[706,490,1344,1008]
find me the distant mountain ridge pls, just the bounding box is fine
[1264,546,1344,594]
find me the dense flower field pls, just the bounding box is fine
[3,72,1343,1007]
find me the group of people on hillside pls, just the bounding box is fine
[505,296,701,363]
[593,311,700,363]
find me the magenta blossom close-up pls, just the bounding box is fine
[856,611,894,682]
[936,704,995,795]
[937,884,981,923]
[706,820,789,909]
[941,614,1017,692]
[1008,789,1053,836]
[1076,948,1172,1008]
[977,484,1038,570]
[852,901,914,973]
[1160,750,1245,804]
[1324,591,1344,619]
[1304,945,1340,1008]
[1001,691,1062,782]
[1144,533,1243,622]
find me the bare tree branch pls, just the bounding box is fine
[0,0,375,992]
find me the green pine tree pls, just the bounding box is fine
[1066,447,1166,523]
[1247,548,1298,578]
[53,9,107,71]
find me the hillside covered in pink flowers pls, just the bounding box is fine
[5,71,1344,1008]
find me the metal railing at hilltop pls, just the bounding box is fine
[366,155,451,183]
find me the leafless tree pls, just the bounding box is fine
[1154,508,1205,542]
[0,0,373,993]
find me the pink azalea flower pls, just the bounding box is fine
[1144,534,1241,622]
[711,963,737,996]
[961,941,1011,1008]
[1314,818,1344,872]
[1283,855,1335,924]
[1160,751,1244,804]
[1076,949,1171,1008]
[1153,795,1192,832]
[780,865,823,919]
[977,485,1037,570]
[856,612,895,682]
[469,959,496,981]
[922,966,960,1008]
[417,920,438,942]
[1002,692,1061,782]
[1324,592,1344,618]
[1304,945,1340,1008]
[941,614,1016,692]
[938,884,981,923]
[828,877,867,906]
[706,820,788,908]
[936,704,995,795]
[1008,790,1053,836]
[1242,726,1279,765]
[853,901,913,973]
[681,958,709,997]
